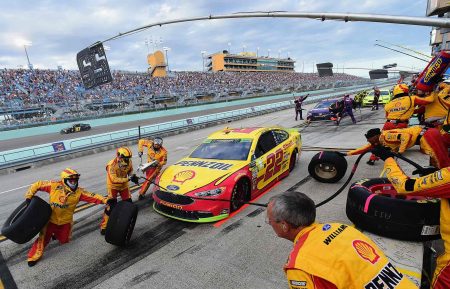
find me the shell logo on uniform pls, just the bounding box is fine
[172,170,196,184]
[59,195,68,204]
[352,240,380,264]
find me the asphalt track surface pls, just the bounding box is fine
[0,96,301,151]
[0,103,428,288]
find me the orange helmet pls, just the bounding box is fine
[61,168,80,191]
[117,147,132,167]
[393,83,409,98]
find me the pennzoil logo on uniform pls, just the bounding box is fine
[290,280,307,288]
[365,262,403,289]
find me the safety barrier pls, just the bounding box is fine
[0,81,395,170]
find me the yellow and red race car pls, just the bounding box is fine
[152,127,301,222]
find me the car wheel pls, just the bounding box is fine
[1,196,52,244]
[230,179,250,212]
[346,178,440,241]
[289,150,297,172]
[308,151,347,183]
[105,201,138,246]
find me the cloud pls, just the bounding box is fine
[0,0,432,77]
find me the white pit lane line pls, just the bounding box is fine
[0,184,30,196]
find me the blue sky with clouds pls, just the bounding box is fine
[0,0,436,77]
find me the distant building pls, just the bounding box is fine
[207,51,295,72]
[147,50,167,77]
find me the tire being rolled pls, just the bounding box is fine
[308,151,347,183]
[346,178,441,242]
[1,196,52,244]
[105,201,138,246]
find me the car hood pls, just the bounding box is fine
[158,158,247,195]
[310,107,330,113]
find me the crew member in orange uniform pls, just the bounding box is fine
[26,168,107,267]
[266,191,416,289]
[137,137,167,200]
[347,126,450,169]
[372,146,450,289]
[383,83,433,130]
[100,147,138,234]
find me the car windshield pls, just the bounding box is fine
[315,100,335,108]
[190,139,252,161]
[381,91,390,96]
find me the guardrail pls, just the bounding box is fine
[0,81,396,170]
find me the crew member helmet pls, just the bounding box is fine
[117,147,132,167]
[153,137,163,149]
[61,168,80,191]
[393,83,409,98]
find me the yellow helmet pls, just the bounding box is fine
[61,168,80,191]
[117,147,132,167]
[393,83,409,98]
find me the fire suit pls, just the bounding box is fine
[26,180,106,263]
[137,139,167,196]
[284,222,416,289]
[383,94,433,130]
[423,89,448,129]
[347,126,450,169]
[383,157,450,289]
[101,158,134,230]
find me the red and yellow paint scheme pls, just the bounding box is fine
[152,127,302,222]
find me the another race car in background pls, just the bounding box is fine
[362,89,393,106]
[60,123,91,134]
[152,127,302,222]
[306,98,346,121]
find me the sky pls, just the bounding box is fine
[0,0,438,77]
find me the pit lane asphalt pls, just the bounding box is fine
[0,105,425,289]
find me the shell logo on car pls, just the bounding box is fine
[152,127,302,223]
[172,170,196,184]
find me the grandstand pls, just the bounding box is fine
[0,68,370,129]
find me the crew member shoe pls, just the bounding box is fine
[28,260,38,267]
[366,160,375,166]
[100,229,106,236]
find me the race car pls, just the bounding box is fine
[306,98,347,121]
[152,127,301,222]
[361,89,392,106]
[60,123,91,134]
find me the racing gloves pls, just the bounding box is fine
[371,146,395,161]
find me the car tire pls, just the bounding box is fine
[289,150,297,172]
[308,151,347,183]
[346,178,441,241]
[105,201,138,246]
[1,196,52,244]
[230,179,250,212]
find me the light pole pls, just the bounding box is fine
[228,42,231,53]
[267,49,271,57]
[201,50,206,72]
[23,42,32,69]
[278,49,281,59]
[242,44,246,53]
[257,47,260,57]
[144,39,150,54]
[163,47,170,71]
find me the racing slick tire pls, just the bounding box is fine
[230,179,250,212]
[308,151,347,183]
[1,196,52,244]
[105,201,138,246]
[289,150,298,172]
[346,178,441,242]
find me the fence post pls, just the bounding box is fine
[138,125,141,140]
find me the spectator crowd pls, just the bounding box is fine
[0,68,369,128]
